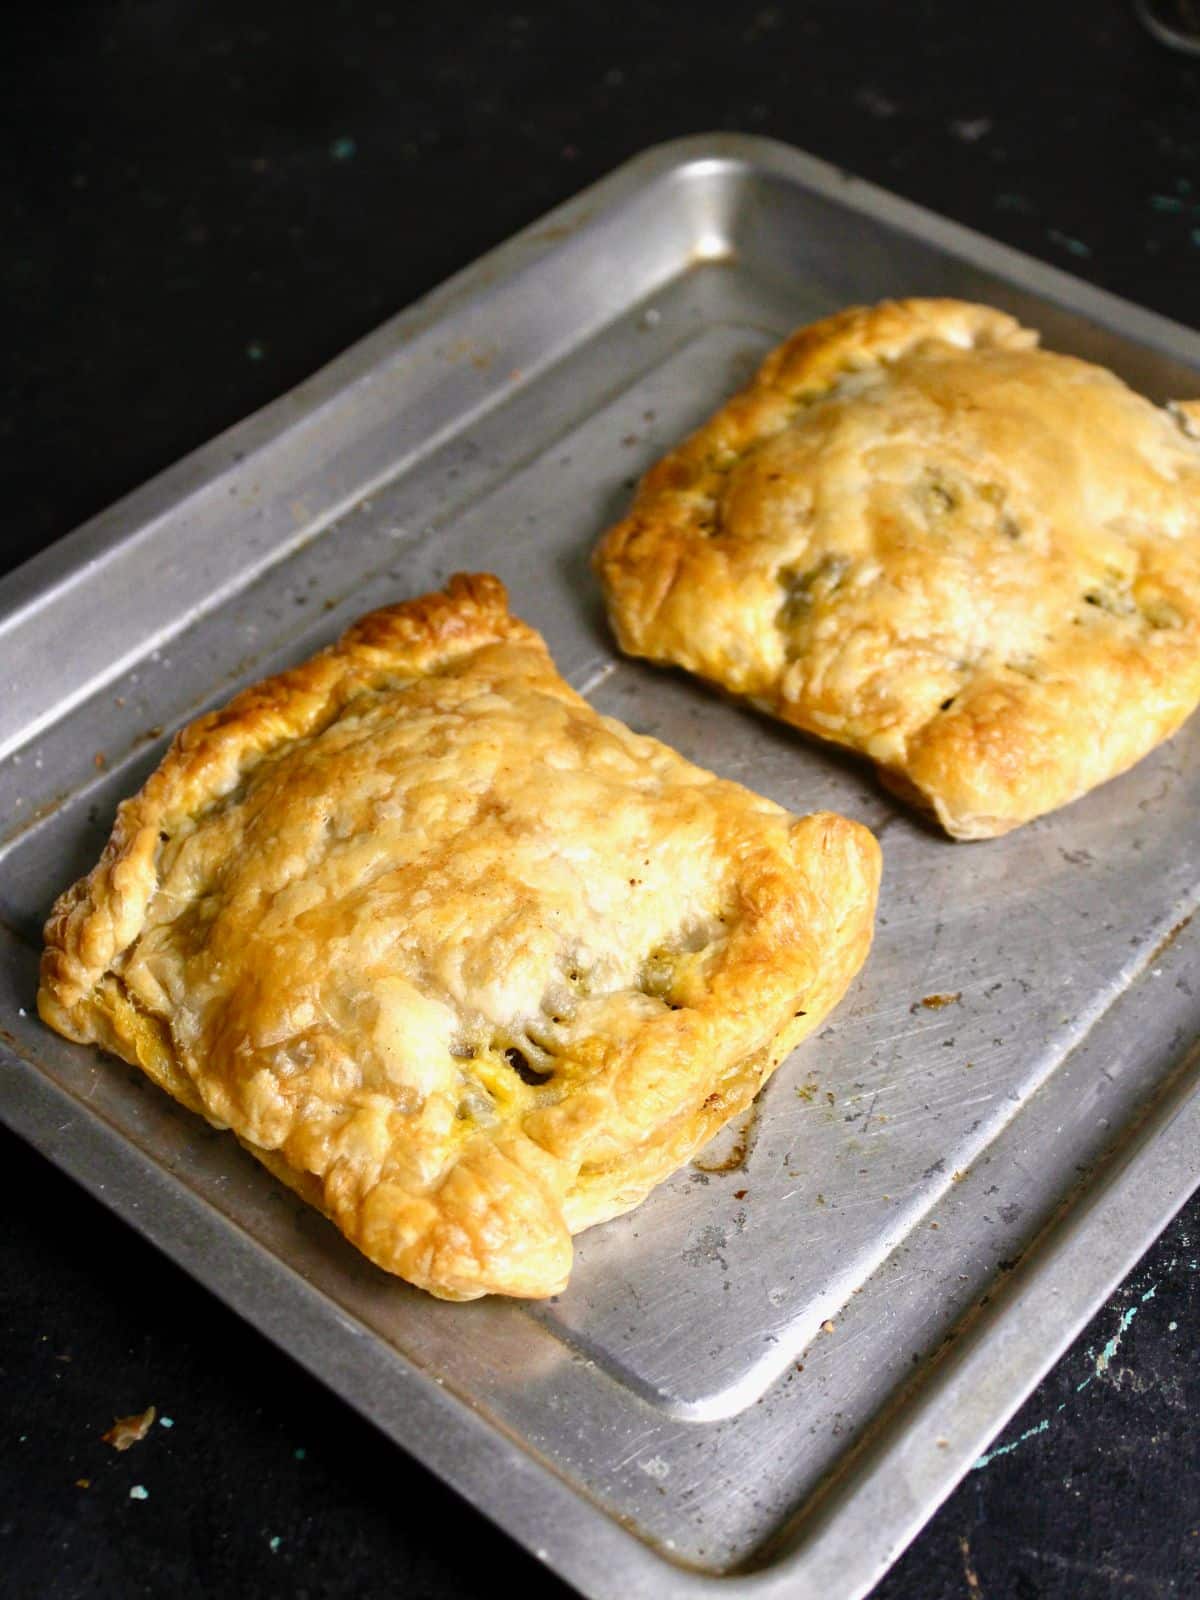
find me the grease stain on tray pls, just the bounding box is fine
[692,1098,761,1175]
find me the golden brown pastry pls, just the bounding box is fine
[594,299,1200,839]
[38,575,880,1300]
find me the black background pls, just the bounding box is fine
[3,3,1199,1596]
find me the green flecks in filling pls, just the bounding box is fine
[1004,658,1043,680]
[638,947,677,1000]
[1082,587,1137,618]
[1141,598,1184,630]
[914,468,966,521]
[776,554,852,629]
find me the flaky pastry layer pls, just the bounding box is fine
[594,298,1200,838]
[38,575,880,1299]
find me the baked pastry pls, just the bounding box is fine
[594,298,1200,838]
[38,575,880,1300]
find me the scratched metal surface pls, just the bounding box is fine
[2,137,1199,1600]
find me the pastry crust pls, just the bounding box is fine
[38,574,880,1300]
[594,299,1200,838]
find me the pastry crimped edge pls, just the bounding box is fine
[38,574,881,1299]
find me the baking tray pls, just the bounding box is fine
[3,133,1199,1599]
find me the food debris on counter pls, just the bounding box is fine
[1047,228,1092,258]
[950,116,992,143]
[102,1406,156,1451]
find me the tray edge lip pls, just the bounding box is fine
[639,131,1200,360]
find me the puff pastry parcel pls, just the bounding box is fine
[595,299,1200,838]
[39,575,879,1300]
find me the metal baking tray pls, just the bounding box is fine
[3,134,1199,1599]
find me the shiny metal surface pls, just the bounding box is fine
[2,135,1198,1599]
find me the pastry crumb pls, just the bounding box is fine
[916,992,961,1010]
[103,1405,156,1451]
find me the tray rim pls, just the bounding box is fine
[3,131,1200,1599]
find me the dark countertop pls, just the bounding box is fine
[3,3,1199,1596]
